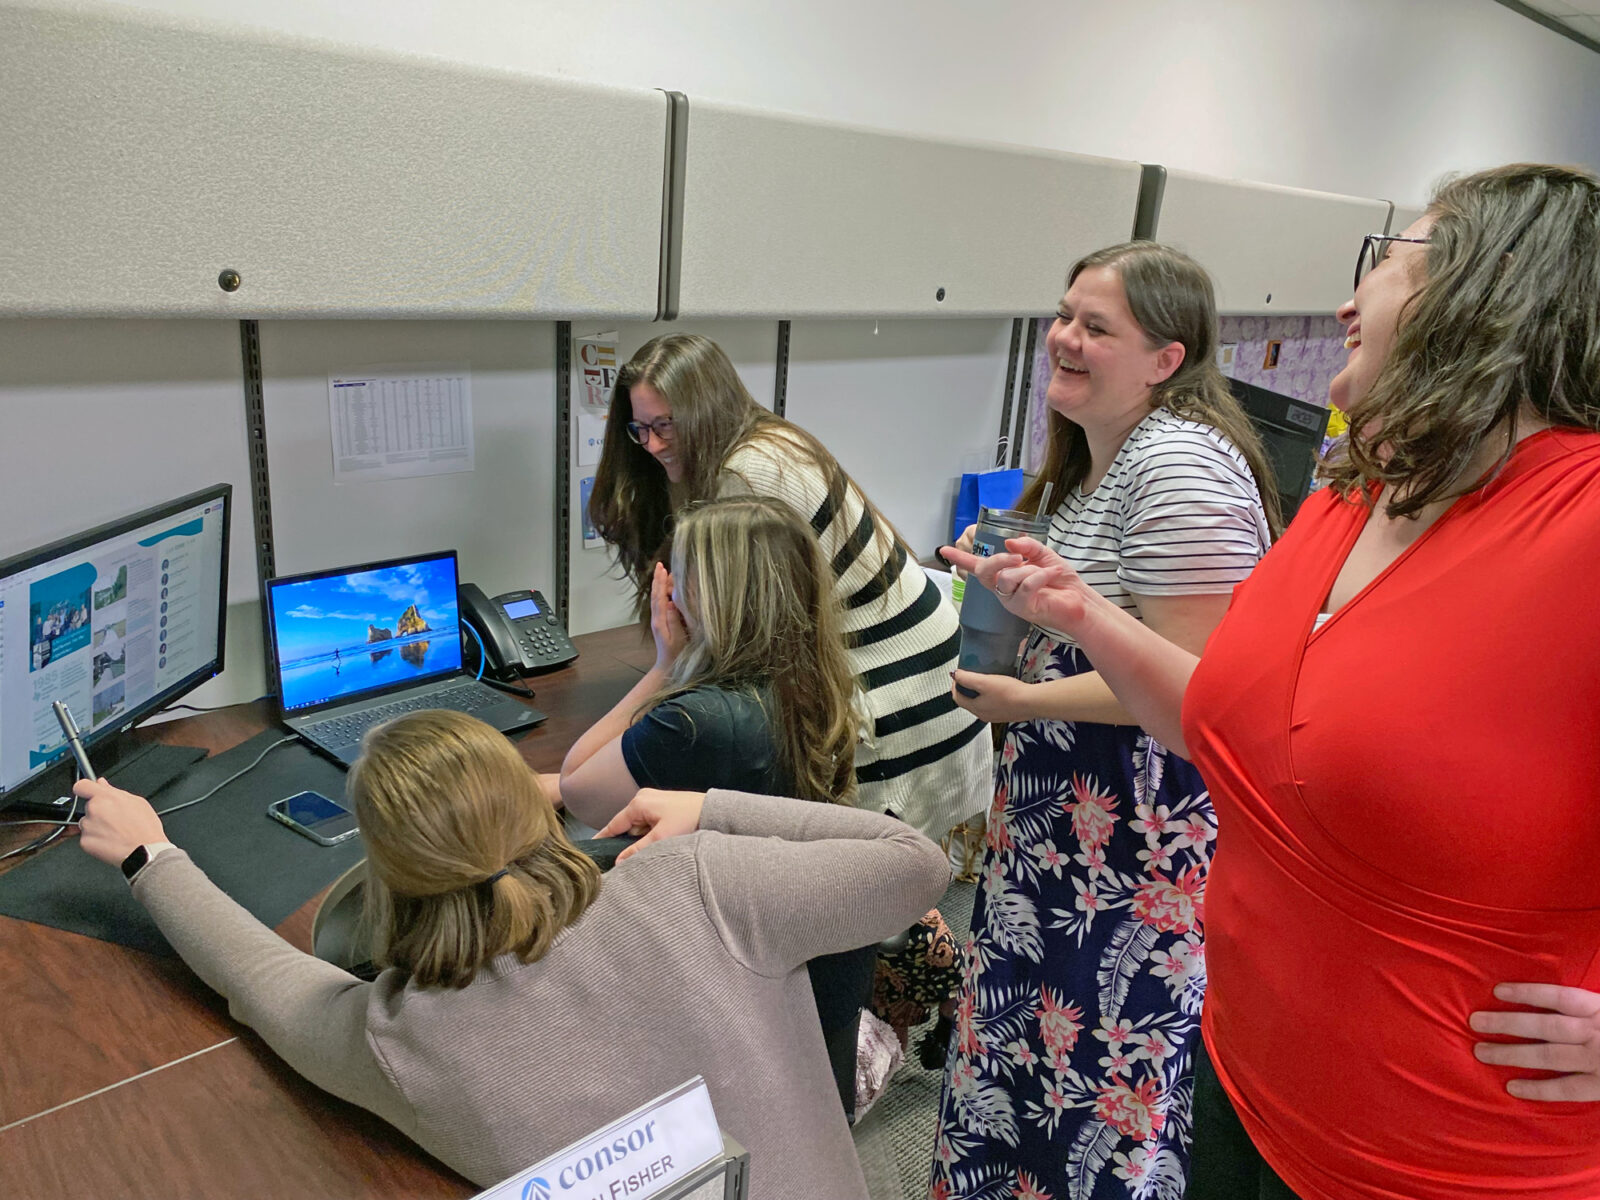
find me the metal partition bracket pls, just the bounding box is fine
[556,321,572,622]
[773,320,791,416]
[1134,164,1167,240]
[656,91,689,321]
[995,317,1023,466]
[1011,317,1040,469]
[238,319,278,691]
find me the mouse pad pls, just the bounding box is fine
[0,731,365,958]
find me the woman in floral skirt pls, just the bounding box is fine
[930,242,1279,1200]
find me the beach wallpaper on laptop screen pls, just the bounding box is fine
[270,558,461,711]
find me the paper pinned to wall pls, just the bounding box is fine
[573,332,618,469]
[579,475,603,549]
[329,366,474,482]
[574,332,619,414]
[576,411,608,468]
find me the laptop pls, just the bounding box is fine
[265,550,546,766]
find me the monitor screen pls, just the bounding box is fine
[0,485,231,802]
[265,552,463,714]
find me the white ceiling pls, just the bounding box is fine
[1515,0,1600,45]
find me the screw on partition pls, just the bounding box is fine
[1264,292,1272,304]
[218,269,242,293]
[936,286,946,302]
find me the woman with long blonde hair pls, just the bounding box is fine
[73,708,949,1199]
[561,494,858,818]
[561,495,879,1119]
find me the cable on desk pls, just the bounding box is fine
[0,818,74,862]
[155,736,297,818]
[1,736,296,862]
[160,700,244,716]
[460,619,539,701]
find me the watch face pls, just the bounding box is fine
[120,844,150,880]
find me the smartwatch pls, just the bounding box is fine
[119,844,152,881]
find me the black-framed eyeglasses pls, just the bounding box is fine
[625,416,676,446]
[1355,233,1430,289]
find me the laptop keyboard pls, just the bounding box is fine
[303,683,505,747]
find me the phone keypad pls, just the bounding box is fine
[508,598,575,667]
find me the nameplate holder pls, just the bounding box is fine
[474,1077,724,1200]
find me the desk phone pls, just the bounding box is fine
[459,583,578,677]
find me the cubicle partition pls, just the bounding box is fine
[674,101,1144,319]
[0,3,669,320]
[1137,166,1392,314]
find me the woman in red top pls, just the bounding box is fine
[943,162,1600,1200]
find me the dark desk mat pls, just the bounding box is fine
[0,731,363,958]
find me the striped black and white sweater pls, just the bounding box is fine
[1038,408,1272,644]
[721,432,991,837]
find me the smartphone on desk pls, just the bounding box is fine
[268,790,360,846]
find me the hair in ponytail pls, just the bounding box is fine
[350,710,601,989]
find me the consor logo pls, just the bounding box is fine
[521,1179,552,1200]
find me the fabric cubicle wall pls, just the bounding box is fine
[672,99,1145,319]
[0,2,668,319]
[1142,168,1392,315]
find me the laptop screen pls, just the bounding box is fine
[266,552,463,714]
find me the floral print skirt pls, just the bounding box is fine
[929,637,1214,1200]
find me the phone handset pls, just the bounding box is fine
[459,582,578,680]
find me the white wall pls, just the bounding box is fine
[786,319,1014,558]
[71,0,1600,206]
[258,320,559,590]
[0,320,264,708]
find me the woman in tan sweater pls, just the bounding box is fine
[73,709,949,1197]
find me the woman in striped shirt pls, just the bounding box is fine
[586,333,991,840]
[930,242,1279,1200]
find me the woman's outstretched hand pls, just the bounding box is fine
[649,560,689,672]
[1471,982,1600,1101]
[597,788,706,862]
[940,537,1099,637]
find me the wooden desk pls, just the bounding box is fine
[0,625,652,1199]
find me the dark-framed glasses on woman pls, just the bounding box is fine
[625,417,676,445]
[1355,233,1431,289]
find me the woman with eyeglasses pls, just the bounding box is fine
[928,242,1279,1200]
[944,163,1600,1200]
[585,333,992,842]
[73,711,949,1199]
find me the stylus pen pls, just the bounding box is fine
[52,701,96,782]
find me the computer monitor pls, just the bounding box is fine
[1227,379,1333,524]
[0,484,232,815]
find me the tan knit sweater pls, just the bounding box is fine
[131,791,950,1196]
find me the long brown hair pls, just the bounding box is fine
[586,333,903,615]
[1019,242,1283,538]
[1321,163,1600,517]
[351,711,601,989]
[651,496,859,804]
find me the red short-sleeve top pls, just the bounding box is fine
[1184,429,1600,1200]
